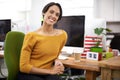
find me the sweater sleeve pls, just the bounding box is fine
[20,33,36,73]
[58,30,68,54]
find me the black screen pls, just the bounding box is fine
[0,19,11,42]
[54,16,85,47]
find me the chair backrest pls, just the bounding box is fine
[110,35,120,51]
[4,31,25,80]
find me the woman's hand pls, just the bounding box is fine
[50,59,64,75]
[55,59,64,72]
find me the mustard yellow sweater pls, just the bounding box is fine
[20,30,67,73]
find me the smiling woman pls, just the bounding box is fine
[17,2,68,80]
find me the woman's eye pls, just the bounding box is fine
[56,13,60,17]
[49,10,60,17]
[50,10,54,14]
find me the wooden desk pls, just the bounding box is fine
[99,56,120,80]
[60,58,100,80]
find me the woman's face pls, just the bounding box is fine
[43,5,60,26]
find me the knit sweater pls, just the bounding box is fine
[20,30,67,73]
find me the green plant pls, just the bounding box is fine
[94,27,112,47]
[94,27,112,36]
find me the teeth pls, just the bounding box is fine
[48,17,55,22]
[49,18,54,22]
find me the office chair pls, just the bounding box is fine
[110,35,120,51]
[4,31,25,80]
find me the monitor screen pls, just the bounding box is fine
[0,19,11,42]
[54,16,85,47]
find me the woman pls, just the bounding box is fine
[18,2,68,80]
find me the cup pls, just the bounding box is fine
[73,48,83,62]
[74,53,80,62]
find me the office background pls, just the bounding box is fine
[0,0,120,34]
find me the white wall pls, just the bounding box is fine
[0,2,25,21]
[0,0,31,33]
[0,0,31,21]
[29,0,44,31]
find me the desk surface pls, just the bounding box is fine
[60,57,100,80]
[99,56,120,70]
[60,57,100,72]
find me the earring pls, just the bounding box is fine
[41,16,43,21]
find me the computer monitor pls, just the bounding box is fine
[54,16,85,47]
[0,19,11,49]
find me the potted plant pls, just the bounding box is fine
[90,27,112,52]
[90,27,112,60]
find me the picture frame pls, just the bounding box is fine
[86,52,99,61]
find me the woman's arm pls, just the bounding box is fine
[29,63,64,75]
